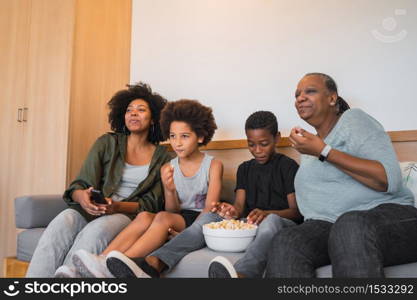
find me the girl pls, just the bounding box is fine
[73,99,223,277]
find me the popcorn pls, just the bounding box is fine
[204,219,256,230]
[295,126,304,136]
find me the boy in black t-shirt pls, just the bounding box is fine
[105,111,301,278]
[207,111,301,278]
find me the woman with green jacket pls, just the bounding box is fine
[26,83,171,277]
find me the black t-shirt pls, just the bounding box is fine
[235,153,299,217]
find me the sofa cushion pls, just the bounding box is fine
[165,247,245,278]
[316,262,417,278]
[385,262,417,277]
[315,265,332,277]
[15,195,67,228]
[220,177,236,204]
[17,228,45,262]
[400,161,417,207]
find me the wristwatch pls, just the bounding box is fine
[318,144,332,162]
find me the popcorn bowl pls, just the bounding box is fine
[202,222,258,252]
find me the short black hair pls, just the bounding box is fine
[107,82,167,144]
[245,111,278,136]
[160,99,217,146]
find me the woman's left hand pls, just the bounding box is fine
[289,127,326,157]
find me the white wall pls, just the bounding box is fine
[131,0,417,139]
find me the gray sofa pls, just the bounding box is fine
[15,192,417,278]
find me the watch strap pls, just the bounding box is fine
[319,144,332,162]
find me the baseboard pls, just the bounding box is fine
[4,257,29,278]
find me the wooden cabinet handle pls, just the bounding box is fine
[17,108,23,122]
[23,107,28,122]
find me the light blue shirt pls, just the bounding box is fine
[295,108,414,223]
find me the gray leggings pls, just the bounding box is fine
[26,208,130,277]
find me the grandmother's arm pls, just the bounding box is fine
[289,128,388,192]
[326,149,388,192]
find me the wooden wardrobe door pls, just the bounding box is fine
[0,0,31,274]
[22,0,75,195]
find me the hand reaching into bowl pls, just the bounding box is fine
[211,202,238,219]
[247,209,268,225]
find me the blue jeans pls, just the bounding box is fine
[26,208,130,277]
[265,203,417,277]
[151,212,295,277]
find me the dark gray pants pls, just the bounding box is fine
[265,203,417,278]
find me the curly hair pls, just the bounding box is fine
[160,99,217,146]
[245,111,278,136]
[107,82,168,144]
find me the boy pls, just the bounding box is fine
[106,111,301,278]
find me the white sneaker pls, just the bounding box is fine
[54,265,79,278]
[208,256,238,278]
[72,249,114,278]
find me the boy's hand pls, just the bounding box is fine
[247,209,268,225]
[161,164,176,192]
[211,202,238,219]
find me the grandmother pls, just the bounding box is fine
[266,73,417,277]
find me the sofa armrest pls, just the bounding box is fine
[15,195,68,229]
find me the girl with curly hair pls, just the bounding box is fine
[72,99,223,277]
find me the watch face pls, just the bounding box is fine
[319,154,325,162]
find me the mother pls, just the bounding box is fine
[26,83,171,277]
[266,73,417,277]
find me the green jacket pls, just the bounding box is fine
[63,132,171,222]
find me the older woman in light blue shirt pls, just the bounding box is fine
[266,73,417,277]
